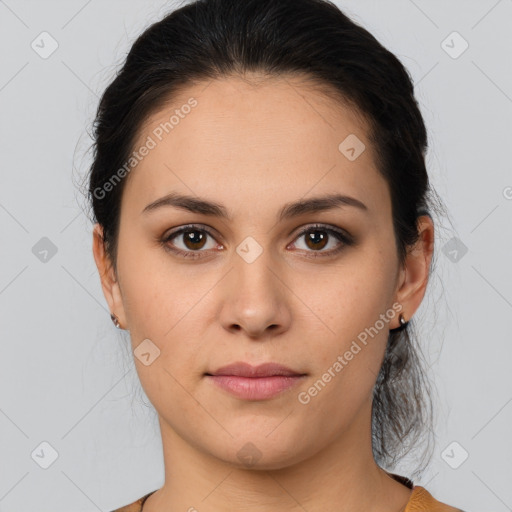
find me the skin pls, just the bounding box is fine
[93,73,434,512]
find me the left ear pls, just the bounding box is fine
[393,215,435,326]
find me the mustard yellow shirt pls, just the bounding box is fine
[112,473,465,511]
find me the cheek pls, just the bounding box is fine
[115,250,197,404]
[122,261,209,419]
[287,248,396,377]
[290,255,394,335]
[116,233,185,332]
[116,239,216,366]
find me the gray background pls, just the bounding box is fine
[1,0,511,511]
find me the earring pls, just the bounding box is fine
[110,313,121,329]
[390,312,408,332]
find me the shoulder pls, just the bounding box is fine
[110,490,156,512]
[405,485,466,512]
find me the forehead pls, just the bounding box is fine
[124,73,389,220]
[136,73,371,155]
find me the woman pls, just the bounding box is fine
[88,0,464,510]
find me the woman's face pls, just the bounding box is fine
[94,74,431,469]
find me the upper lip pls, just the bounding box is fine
[206,362,305,377]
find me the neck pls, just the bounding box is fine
[143,400,412,512]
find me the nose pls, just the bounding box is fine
[218,245,292,339]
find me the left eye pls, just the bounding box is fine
[161,223,352,259]
[289,224,352,256]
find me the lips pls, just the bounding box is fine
[204,362,307,400]
[205,361,305,378]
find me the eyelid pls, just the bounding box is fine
[291,223,351,241]
[162,223,219,240]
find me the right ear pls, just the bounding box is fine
[92,223,127,329]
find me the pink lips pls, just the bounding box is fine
[205,362,306,400]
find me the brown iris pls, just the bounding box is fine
[183,229,207,250]
[304,229,328,251]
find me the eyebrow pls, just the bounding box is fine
[142,191,368,220]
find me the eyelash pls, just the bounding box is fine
[160,223,354,260]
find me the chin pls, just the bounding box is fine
[207,434,311,471]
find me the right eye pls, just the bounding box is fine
[160,224,222,259]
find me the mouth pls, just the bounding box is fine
[204,362,307,400]
[205,361,306,378]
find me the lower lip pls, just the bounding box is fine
[206,375,306,400]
